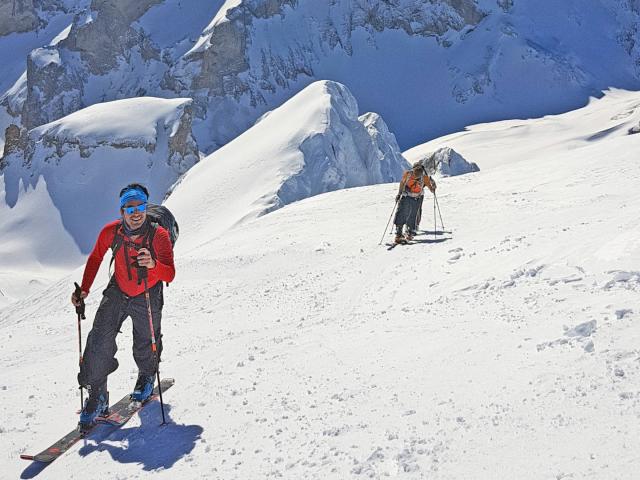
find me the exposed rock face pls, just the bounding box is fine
[497,0,514,12]
[14,0,487,147]
[4,0,640,153]
[22,47,84,130]
[359,112,410,182]
[19,0,163,130]
[2,124,28,158]
[166,101,199,172]
[61,0,162,75]
[0,0,38,36]
[180,0,486,98]
[186,16,250,94]
[416,147,479,177]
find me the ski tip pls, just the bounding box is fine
[20,454,35,461]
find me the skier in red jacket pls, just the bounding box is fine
[71,183,175,429]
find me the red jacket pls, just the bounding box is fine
[81,220,175,297]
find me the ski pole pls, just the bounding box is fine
[141,272,167,425]
[378,196,400,245]
[73,282,86,411]
[434,192,446,232]
[433,194,436,240]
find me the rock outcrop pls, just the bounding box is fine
[0,0,38,36]
[416,147,479,177]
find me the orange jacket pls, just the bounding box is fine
[399,170,436,196]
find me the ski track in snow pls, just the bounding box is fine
[1,91,640,479]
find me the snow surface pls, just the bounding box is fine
[2,90,640,478]
[30,97,193,146]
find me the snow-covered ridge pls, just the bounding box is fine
[166,80,408,251]
[0,96,199,256]
[2,97,198,170]
[405,88,640,172]
[31,96,195,151]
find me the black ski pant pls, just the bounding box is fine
[394,195,421,234]
[78,279,163,394]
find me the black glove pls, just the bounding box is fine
[72,282,86,318]
[395,194,401,202]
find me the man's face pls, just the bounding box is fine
[121,199,147,230]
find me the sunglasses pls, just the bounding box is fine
[123,203,147,215]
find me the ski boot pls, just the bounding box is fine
[394,227,407,244]
[130,374,155,402]
[78,388,109,432]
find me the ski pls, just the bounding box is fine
[98,377,174,426]
[20,378,174,464]
[386,241,408,250]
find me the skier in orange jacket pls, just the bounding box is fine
[393,162,436,243]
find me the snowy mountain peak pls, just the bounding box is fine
[166,80,408,250]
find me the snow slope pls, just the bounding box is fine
[2,90,640,479]
[167,80,408,252]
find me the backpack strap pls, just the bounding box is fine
[109,222,141,282]
[110,222,170,286]
[109,222,131,280]
[145,223,158,261]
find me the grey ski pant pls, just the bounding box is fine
[78,280,163,393]
[394,196,421,233]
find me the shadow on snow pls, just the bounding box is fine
[20,403,203,478]
[78,404,203,471]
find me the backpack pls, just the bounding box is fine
[109,203,179,285]
[146,204,179,246]
[403,171,425,195]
